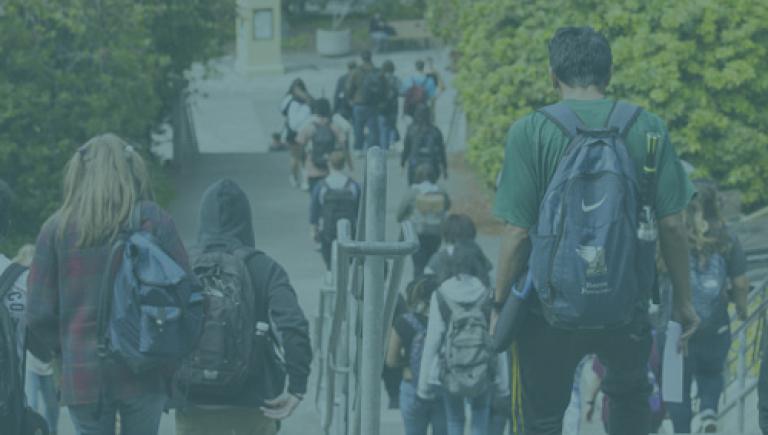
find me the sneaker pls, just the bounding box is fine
[701,418,717,433]
[288,174,298,188]
[698,409,718,433]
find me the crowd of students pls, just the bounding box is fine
[3,23,768,435]
[0,135,313,435]
[275,50,447,192]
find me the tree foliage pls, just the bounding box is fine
[432,0,768,208]
[0,0,234,245]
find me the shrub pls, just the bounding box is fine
[434,0,768,208]
[0,0,233,248]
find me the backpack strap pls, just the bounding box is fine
[605,101,643,138]
[0,263,27,300]
[435,289,452,323]
[129,203,143,232]
[538,102,587,140]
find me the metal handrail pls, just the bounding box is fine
[315,148,419,435]
[718,248,768,432]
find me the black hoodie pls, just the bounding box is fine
[196,179,312,404]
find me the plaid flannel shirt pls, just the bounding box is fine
[27,202,192,406]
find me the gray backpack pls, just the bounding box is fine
[530,101,656,330]
[436,277,494,397]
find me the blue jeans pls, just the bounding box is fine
[443,390,492,435]
[25,371,59,433]
[377,115,397,151]
[666,327,731,433]
[353,105,379,151]
[400,381,447,435]
[68,393,166,435]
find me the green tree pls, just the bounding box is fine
[435,0,768,208]
[0,0,233,246]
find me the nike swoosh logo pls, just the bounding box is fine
[582,195,607,213]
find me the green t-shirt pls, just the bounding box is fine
[494,99,694,228]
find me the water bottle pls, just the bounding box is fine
[638,133,660,242]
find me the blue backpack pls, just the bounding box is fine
[690,252,728,330]
[530,101,656,330]
[97,204,204,374]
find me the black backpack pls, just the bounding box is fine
[178,247,287,402]
[0,263,49,435]
[411,127,441,166]
[311,122,337,170]
[362,69,387,106]
[178,247,256,398]
[320,180,358,242]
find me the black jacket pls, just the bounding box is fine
[195,179,312,405]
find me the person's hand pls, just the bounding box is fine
[261,392,302,420]
[673,301,700,354]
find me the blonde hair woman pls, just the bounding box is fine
[27,134,193,435]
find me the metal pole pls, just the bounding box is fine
[737,328,747,433]
[360,147,387,435]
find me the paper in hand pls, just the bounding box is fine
[662,321,684,403]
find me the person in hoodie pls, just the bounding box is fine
[417,243,495,435]
[175,179,312,435]
[397,163,451,277]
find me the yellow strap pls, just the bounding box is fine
[510,344,524,434]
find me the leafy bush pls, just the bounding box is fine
[0,0,233,247]
[433,0,768,208]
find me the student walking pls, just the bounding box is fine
[346,51,385,154]
[402,104,447,185]
[402,60,437,119]
[0,182,48,435]
[386,275,447,435]
[426,214,492,287]
[379,60,402,151]
[418,244,496,435]
[666,180,749,433]
[493,27,699,435]
[281,78,314,189]
[334,61,357,122]
[174,178,312,435]
[27,134,195,435]
[396,163,451,277]
[310,151,361,270]
[296,98,353,194]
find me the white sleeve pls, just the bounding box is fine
[417,291,446,399]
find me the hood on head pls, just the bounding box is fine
[197,178,255,249]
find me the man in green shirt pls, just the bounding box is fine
[493,27,700,435]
